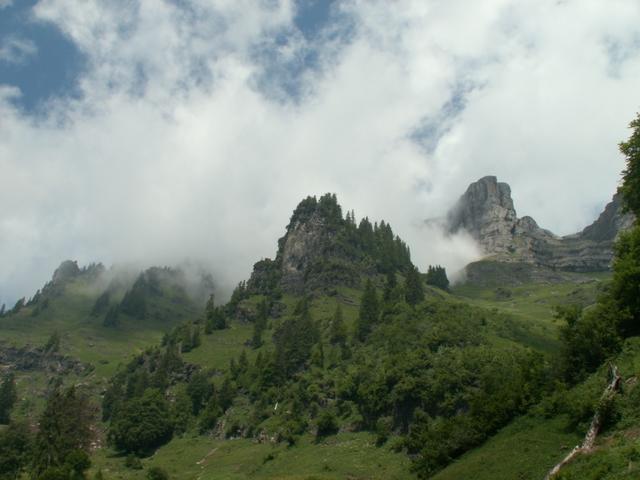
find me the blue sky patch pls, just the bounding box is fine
[0,0,86,114]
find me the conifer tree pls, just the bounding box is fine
[329,304,347,346]
[404,266,425,306]
[355,279,379,341]
[0,373,17,424]
[383,271,397,303]
[32,386,94,476]
[425,265,450,291]
[252,299,268,348]
[204,294,215,334]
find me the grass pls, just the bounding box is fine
[0,276,197,378]
[431,415,581,480]
[90,432,412,480]
[451,272,610,354]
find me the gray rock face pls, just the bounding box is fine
[447,176,635,272]
[278,211,333,293]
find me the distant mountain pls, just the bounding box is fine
[446,176,635,272]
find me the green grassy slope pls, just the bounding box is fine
[0,274,201,378]
[91,432,411,480]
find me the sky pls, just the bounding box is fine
[1,0,640,306]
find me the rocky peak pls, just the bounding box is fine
[52,260,80,284]
[446,177,635,272]
[247,193,412,295]
[580,193,635,242]
[447,176,521,256]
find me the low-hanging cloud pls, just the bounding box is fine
[1,0,640,305]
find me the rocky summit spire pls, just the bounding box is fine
[446,176,635,272]
[447,176,520,256]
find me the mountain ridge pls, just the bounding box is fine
[446,175,635,272]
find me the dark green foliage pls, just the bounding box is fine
[205,295,227,333]
[124,455,142,470]
[557,303,622,383]
[102,345,185,422]
[404,266,425,306]
[63,449,91,478]
[0,374,17,424]
[382,271,397,303]
[287,195,320,229]
[186,372,213,415]
[119,275,149,319]
[610,227,640,337]
[273,299,320,378]
[217,377,236,411]
[90,291,111,317]
[10,298,24,315]
[252,299,268,348]
[355,280,379,341]
[226,281,248,316]
[375,416,393,446]
[204,294,215,334]
[165,322,201,353]
[102,305,120,328]
[246,259,282,298]
[32,386,94,478]
[425,265,449,291]
[0,304,5,317]
[44,332,60,354]
[146,466,169,480]
[0,422,32,479]
[109,389,174,455]
[619,112,640,216]
[328,304,347,346]
[171,389,192,436]
[316,410,338,438]
[38,467,68,480]
[198,396,222,434]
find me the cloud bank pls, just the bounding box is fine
[1,0,640,305]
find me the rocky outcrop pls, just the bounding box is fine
[247,194,362,295]
[0,344,92,375]
[246,193,412,295]
[447,176,635,272]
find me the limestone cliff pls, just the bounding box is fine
[447,176,635,272]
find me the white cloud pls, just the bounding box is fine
[0,36,37,65]
[1,0,640,305]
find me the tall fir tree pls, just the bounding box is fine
[204,294,215,334]
[382,271,397,303]
[252,299,268,348]
[0,373,17,424]
[355,279,379,341]
[404,266,425,306]
[329,304,347,346]
[32,386,95,477]
[425,265,449,291]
